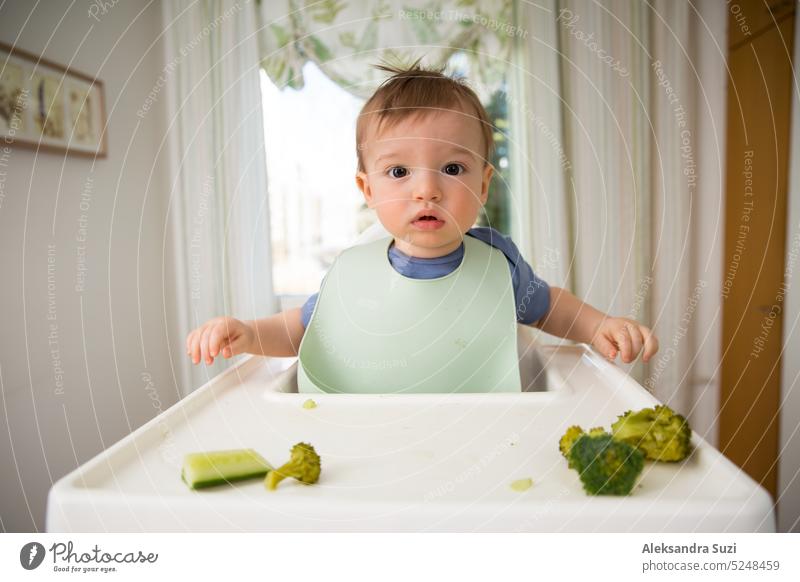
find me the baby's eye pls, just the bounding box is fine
[443,163,465,176]
[388,166,408,179]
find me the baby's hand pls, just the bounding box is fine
[186,316,254,365]
[591,317,658,363]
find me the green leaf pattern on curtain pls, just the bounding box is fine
[256,0,517,99]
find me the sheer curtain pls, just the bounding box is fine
[256,0,518,99]
[511,0,726,441]
[163,0,276,395]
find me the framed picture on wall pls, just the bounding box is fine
[0,41,108,158]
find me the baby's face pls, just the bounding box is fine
[356,108,493,258]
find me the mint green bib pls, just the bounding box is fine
[297,236,521,394]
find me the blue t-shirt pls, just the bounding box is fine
[300,227,550,328]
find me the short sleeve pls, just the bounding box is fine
[300,293,318,328]
[466,227,551,324]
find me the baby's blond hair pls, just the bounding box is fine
[356,60,495,172]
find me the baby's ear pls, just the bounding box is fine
[356,171,373,207]
[480,163,494,203]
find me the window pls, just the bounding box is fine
[261,62,373,297]
[261,57,511,299]
[482,85,511,234]
[447,52,512,234]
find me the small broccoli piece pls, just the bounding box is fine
[265,442,321,490]
[510,478,534,492]
[611,405,692,462]
[568,433,644,495]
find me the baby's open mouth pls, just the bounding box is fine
[411,214,445,230]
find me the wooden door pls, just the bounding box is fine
[720,0,795,499]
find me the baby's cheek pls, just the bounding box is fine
[374,196,406,213]
[376,203,407,228]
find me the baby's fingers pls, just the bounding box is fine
[188,329,204,364]
[641,326,659,362]
[208,325,222,359]
[615,327,634,363]
[594,333,618,360]
[221,339,241,359]
[186,330,195,358]
[208,322,236,359]
[199,326,216,365]
[626,324,644,361]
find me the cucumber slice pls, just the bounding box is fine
[181,449,272,489]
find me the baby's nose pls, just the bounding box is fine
[412,169,442,201]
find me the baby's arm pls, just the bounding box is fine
[247,308,306,357]
[186,308,306,365]
[533,287,658,363]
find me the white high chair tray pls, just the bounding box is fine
[47,331,775,532]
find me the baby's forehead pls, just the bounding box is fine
[360,108,485,156]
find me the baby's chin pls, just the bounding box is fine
[392,230,466,258]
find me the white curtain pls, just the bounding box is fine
[163,0,276,395]
[256,0,518,100]
[511,0,726,441]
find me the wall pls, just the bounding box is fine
[0,0,176,531]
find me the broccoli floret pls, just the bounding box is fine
[265,442,321,490]
[559,425,585,463]
[559,426,608,468]
[568,433,644,495]
[611,405,692,462]
[587,426,607,437]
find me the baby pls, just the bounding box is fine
[186,63,658,393]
